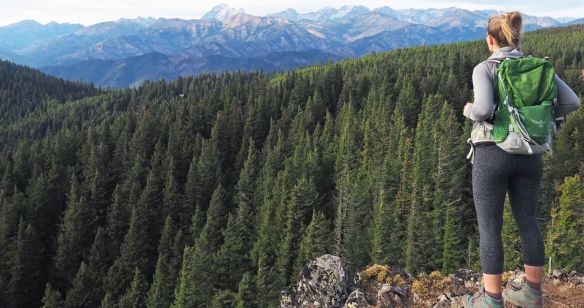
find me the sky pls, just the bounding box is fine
[1,0,583,26]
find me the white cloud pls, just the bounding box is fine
[0,0,582,26]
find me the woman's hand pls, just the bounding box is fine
[463,102,473,118]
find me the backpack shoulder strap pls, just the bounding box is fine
[485,59,503,123]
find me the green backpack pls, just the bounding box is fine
[490,56,558,155]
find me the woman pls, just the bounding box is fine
[462,11,581,308]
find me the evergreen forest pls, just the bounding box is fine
[0,25,583,308]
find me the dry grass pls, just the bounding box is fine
[412,271,451,300]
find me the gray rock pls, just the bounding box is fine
[378,283,408,298]
[448,296,466,308]
[431,300,450,308]
[343,289,371,308]
[280,254,350,308]
[506,270,526,290]
[376,283,406,307]
[451,269,481,290]
[429,292,458,308]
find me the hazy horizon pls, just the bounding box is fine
[1,0,583,27]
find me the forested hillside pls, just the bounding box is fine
[0,25,582,308]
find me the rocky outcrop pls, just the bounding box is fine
[280,254,350,308]
[281,254,584,307]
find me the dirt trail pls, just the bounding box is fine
[541,279,584,308]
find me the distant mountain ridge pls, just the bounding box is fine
[1,3,582,87]
[42,49,342,87]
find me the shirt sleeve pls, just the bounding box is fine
[469,62,495,121]
[554,74,581,117]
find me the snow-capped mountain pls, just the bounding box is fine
[0,3,581,87]
[202,3,246,22]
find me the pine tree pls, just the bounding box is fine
[43,158,70,253]
[65,227,110,308]
[54,175,95,290]
[441,198,464,274]
[210,290,237,308]
[146,216,179,308]
[100,292,116,308]
[171,229,213,308]
[195,137,221,211]
[87,147,113,227]
[105,184,131,262]
[240,97,268,168]
[235,138,259,217]
[214,201,254,291]
[371,189,392,265]
[334,102,359,177]
[0,191,24,307]
[1,160,14,197]
[395,80,419,128]
[118,267,148,308]
[41,283,63,308]
[405,94,437,274]
[251,157,283,306]
[8,219,44,308]
[236,272,256,308]
[204,182,230,253]
[294,210,330,277]
[211,108,242,188]
[277,176,318,286]
[344,165,372,275]
[64,262,93,308]
[122,163,164,278]
[103,168,164,305]
[162,157,182,228]
[188,205,205,245]
[182,149,199,229]
[333,165,351,260]
[545,175,584,272]
[251,200,281,307]
[376,103,411,267]
[432,102,466,274]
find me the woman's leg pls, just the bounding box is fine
[483,273,502,298]
[508,154,545,288]
[524,264,544,289]
[472,145,513,296]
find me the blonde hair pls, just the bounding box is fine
[487,11,523,48]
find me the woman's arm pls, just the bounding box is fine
[467,62,495,121]
[554,74,581,117]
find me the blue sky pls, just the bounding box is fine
[1,0,583,26]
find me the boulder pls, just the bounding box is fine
[280,254,350,308]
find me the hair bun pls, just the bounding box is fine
[508,11,523,28]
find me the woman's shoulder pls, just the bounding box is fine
[473,59,500,70]
[473,60,498,80]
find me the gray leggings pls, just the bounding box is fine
[472,143,546,274]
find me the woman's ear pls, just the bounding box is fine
[488,35,494,46]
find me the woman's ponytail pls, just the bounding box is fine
[488,11,523,48]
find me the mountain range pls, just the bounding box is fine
[1,3,582,87]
